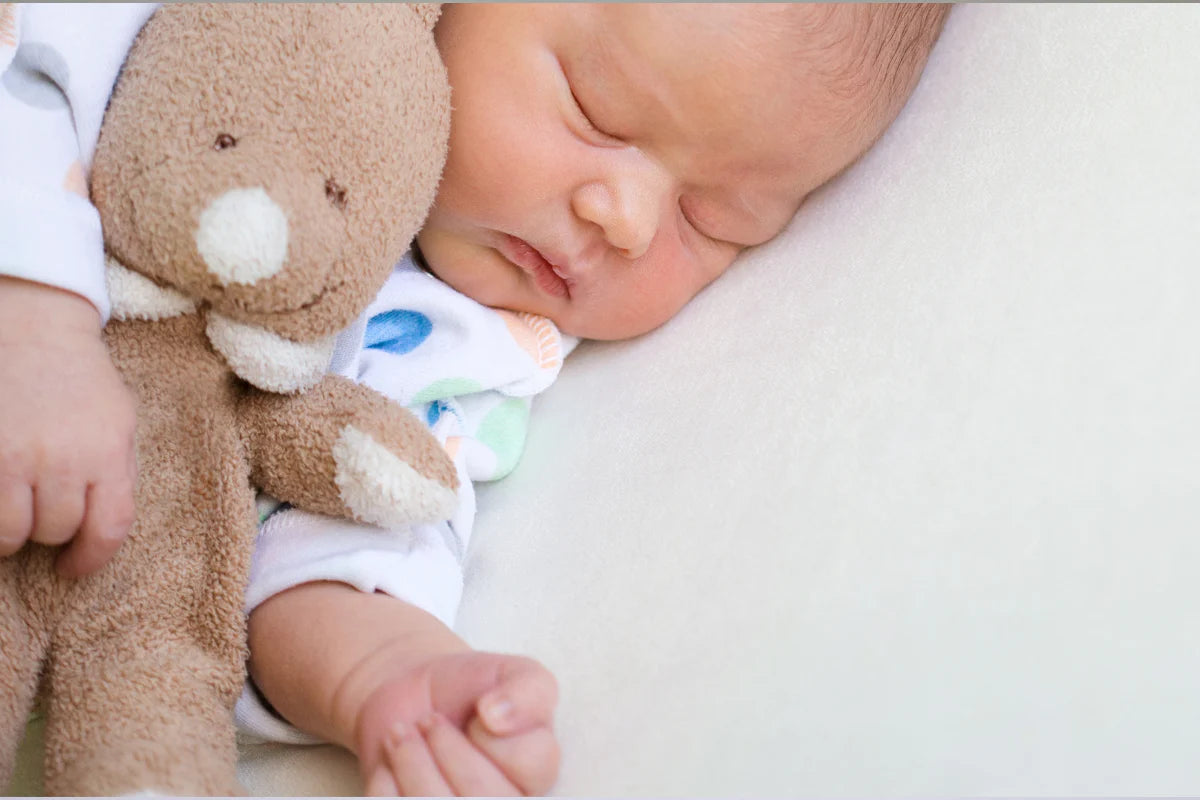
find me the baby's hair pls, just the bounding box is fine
[852,4,951,130]
[781,3,952,155]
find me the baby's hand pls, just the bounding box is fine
[0,277,137,577]
[357,653,561,796]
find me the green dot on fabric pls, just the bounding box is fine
[411,377,483,405]
[476,398,530,480]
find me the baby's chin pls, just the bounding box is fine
[553,308,674,342]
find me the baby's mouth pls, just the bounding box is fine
[500,235,571,299]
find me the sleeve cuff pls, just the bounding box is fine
[0,186,109,320]
[235,683,323,747]
[236,509,466,745]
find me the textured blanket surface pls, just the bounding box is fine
[10,3,1200,795]
[458,5,1200,796]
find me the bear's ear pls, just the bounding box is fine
[411,3,441,31]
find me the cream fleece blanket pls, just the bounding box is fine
[10,3,1200,795]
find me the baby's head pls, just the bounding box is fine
[417,3,949,339]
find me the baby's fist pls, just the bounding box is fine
[0,278,137,576]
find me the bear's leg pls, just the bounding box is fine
[40,634,245,796]
[239,374,459,529]
[0,561,47,790]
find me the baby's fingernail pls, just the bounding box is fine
[386,721,411,749]
[480,695,514,731]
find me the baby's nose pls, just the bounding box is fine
[610,196,656,261]
[572,183,655,260]
[195,187,290,285]
[572,158,671,260]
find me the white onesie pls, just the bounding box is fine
[0,2,577,745]
[237,254,576,743]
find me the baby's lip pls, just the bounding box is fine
[537,247,575,282]
[500,234,572,298]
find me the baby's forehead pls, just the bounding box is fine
[603,5,797,92]
[606,8,852,140]
[595,6,853,220]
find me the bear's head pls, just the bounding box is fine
[92,3,450,355]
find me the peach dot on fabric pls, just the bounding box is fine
[442,436,462,460]
[497,310,561,371]
[0,5,16,50]
[62,160,88,198]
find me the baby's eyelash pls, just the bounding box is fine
[569,86,605,137]
[679,203,712,240]
[558,55,621,143]
[680,203,738,249]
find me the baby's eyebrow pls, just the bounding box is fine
[568,35,637,130]
[572,15,698,144]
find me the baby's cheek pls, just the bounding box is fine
[659,243,716,304]
[627,255,707,333]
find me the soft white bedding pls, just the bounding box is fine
[10,3,1200,795]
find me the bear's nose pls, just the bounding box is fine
[195,187,289,286]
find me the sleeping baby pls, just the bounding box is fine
[0,3,949,794]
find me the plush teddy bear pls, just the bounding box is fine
[0,4,455,794]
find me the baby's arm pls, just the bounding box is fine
[237,261,570,792]
[248,579,559,796]
[0,5,156,574]
[0,278,136,575]
[236,507,558,794]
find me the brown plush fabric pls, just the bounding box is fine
[93,3,451,342]
[0,5,453,795]
[241,376,459,520]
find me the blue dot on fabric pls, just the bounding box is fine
[364,309,432,356]
[426,400,445,427]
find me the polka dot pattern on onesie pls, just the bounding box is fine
[0,5,16,49]
[62,159,87,197]
[3,40,71,110]
[497,310,562,371]
[364,308,433,356]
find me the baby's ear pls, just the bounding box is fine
[410,3,441,31]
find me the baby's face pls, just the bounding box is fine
[418,4,880,340]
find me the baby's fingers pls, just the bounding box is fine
[372,720,454,797]
[467,717,561,796]
[363,765,398,797]
[55,478,135,578]
[30,478,85,547]
[476,662,559,736]
[0,480,33,556]
[420,713,522,797]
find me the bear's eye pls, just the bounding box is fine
[213,133,237,151]
[325,178,348,211]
